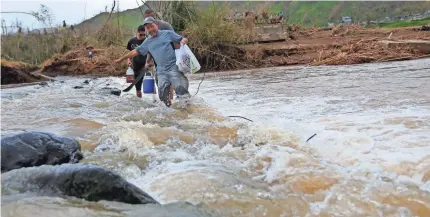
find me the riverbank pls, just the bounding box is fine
[235,25,430,68]
[2,25,429,85]
[1,59,48,86]
[43,25,430,74]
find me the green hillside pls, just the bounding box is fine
[77,7,145,33]
[376,17,430,28]
[76,1,430,29]
[284,1,430,26]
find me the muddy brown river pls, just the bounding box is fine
[2,59,430,217]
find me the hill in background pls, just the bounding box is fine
[76,1,430,31]
[221,1,430,26]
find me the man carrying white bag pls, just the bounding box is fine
[175,44,201,74]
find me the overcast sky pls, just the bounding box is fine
[1,0,140,29]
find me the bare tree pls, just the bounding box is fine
[1,4,55,28]
[39,4,54,29]
[1,19,7,35]
[13,19,22,34]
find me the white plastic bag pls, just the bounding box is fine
[175,44,201,74]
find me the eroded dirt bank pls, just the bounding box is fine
[40,46,126,77]
[239,25,430,68]
[1,60,48,86]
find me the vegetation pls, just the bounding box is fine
[374,17,430,28]
[1,1,242,66]
[1,1,429,68]
[77,10,141,34]
[1,3,128,66]
[1,27,86,65]
[75,1,430,28]
[183,2,238,47]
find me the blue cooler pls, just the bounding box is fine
[143,72,155,94]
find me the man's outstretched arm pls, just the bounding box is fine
[115,50,139,64]
[116,42,148,64]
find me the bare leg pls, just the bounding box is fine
[169,87,174,100]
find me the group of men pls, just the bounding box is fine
[115,9,190,107]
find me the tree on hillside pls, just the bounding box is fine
[63,20,67,27]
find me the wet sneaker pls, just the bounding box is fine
[136,91,142,98]
[176,94,191,108]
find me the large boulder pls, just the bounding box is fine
[1,163,158,205]
[1,132,83,173]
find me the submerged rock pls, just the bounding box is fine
[1,132,83,173]
[101,87,121,96]
[39,81,49,86]
[1,164,158,205]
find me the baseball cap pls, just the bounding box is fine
[143,17,156,26]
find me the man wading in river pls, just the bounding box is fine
[115,17,190,107]
[144,9,177,101]
[126,25,150,98]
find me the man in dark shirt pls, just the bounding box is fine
[126,25,147,98]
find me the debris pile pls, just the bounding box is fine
[41,45,127,77]
[311,38,424,66]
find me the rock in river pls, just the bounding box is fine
[1,132,83,173]
[100,87,121,96]
[1,163,158,205]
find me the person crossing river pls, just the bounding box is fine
[115,17,191,107]
[143,9,177,101]
[126,25,150,98]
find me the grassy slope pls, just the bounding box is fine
[376,17,430,28]
[77,7,145,32]
[77,1,430,28]
[285,1,430,26]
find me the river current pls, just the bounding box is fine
[1,59,430,216]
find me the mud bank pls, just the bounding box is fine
[38,26,430,77]
[235,25,430,68]
[41,46,126,77]
[1,59,47,85]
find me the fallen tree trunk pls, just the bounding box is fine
[1,81,48,89]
